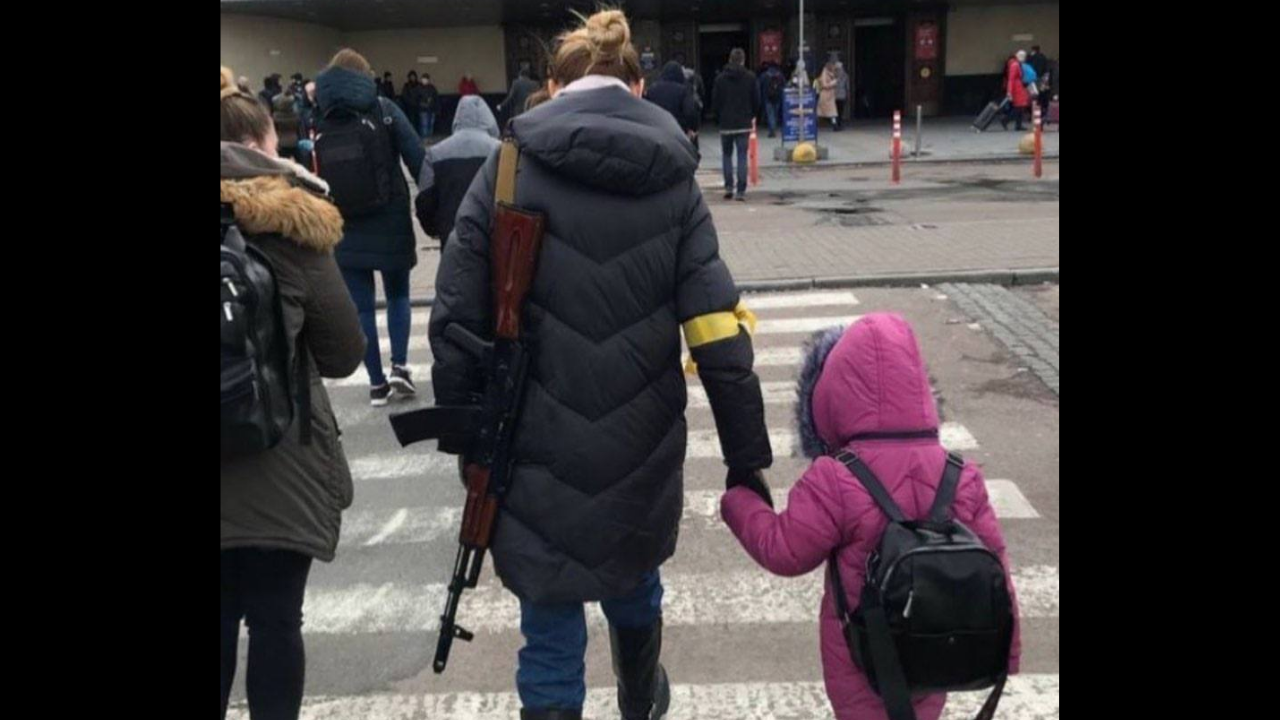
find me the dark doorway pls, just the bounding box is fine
[853,19,906,119]
[699,28,750,117]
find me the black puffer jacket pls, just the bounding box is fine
[430,84,773,603]
[645,61,700,133]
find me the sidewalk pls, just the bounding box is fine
[397,156,1058,303]
[699,116,1059,169]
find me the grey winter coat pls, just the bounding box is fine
[415,96,501,248]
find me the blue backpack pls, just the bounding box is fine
[1020,63,1038,85]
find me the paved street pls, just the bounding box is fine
[227,286,1061,719]
[402,160,1059,298]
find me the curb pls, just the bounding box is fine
[702,152,1059,174]
[381,268,1058,309]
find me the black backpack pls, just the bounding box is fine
[221,203,309,458]
[829,449,1013,720]
[767,71,786,102]
[313,98,399,217]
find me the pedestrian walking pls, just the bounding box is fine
[220,65,366,720]
[430,9,772,719]
[414,95,500,252]
[711,47,760,201]
[313,49,426,406]
[721,314,1023,720]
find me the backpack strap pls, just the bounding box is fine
[927,452,965,524]
[833,449,906,523]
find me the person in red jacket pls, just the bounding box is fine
[1001,50,1030,131]
[458,73,479,96]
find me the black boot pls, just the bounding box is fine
[609,620,670,720]
[520,710,583,720]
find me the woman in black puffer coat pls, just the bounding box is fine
[429,10,773,720]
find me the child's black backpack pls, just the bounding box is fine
[220,203,309,458]
[829,449,1013,720]
[313,98,399,217]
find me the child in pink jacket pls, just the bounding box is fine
[721,313,1021,720]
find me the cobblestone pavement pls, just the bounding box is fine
[939,283,1059,396]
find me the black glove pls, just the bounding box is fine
[726,468,774,508]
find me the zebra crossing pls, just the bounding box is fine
[230,289,1058,719]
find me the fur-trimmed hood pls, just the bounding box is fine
[220,142,343,251]
[795,313,940,458]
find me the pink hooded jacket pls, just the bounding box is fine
[721,313,1021,720]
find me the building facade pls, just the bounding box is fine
[221,1,1058,120]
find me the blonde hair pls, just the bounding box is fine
[328,48,373,75]
[551,9,641,86]
[221,65,272,145]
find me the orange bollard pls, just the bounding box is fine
[1033,105,1043,178]
[748,119,760,186]
[892,110,902,184]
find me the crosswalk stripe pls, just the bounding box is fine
[685,423,979,459]
[687,381,794,408]
[228,674,1059,720]
[343,345,806,379]
[341,481,1039,547]
[379,313,862,337]
[350,423,978,483]
[740,291,860,309]
[297,565,1058,635]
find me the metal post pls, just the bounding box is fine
[797,0,806,146]
[914,105,923,157]
[1033,103,1043,178]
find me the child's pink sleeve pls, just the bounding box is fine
[954,464,1023,674]
[720,456,846,577]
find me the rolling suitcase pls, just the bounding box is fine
[973,98,1009,132]
[1047,98,1059,126]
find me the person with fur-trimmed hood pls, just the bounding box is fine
[220,66,366,720]
[414,94,501,252]
[720,313,1022,720]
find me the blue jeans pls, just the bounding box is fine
[420,110,435,138]
[764,100,780,134]
[340,267,411,387]
[721,132,749,196]
[517,572,664,711]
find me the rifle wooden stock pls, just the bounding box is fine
[491,202,545,341]
[459,464,499,548]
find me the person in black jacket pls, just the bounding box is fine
[430,9,772,720]
[315,50,426,407]
[645,61,700,145]
[378,71,397,100]
[420,73,440,137]
[711,48,760,201]
[414,95,500,252]
[400,70,422,122]
[498,66,540,125]
[1028,46,1052,117]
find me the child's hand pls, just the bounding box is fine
[725,468,773,508]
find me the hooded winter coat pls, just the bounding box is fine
[430,78,772,603]
[415,96,501,248]
[721,313,1022,720]
[1006,59,1030,109]
[315,66,426,271]
[220,142,367,562]
[645,61,700,133]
